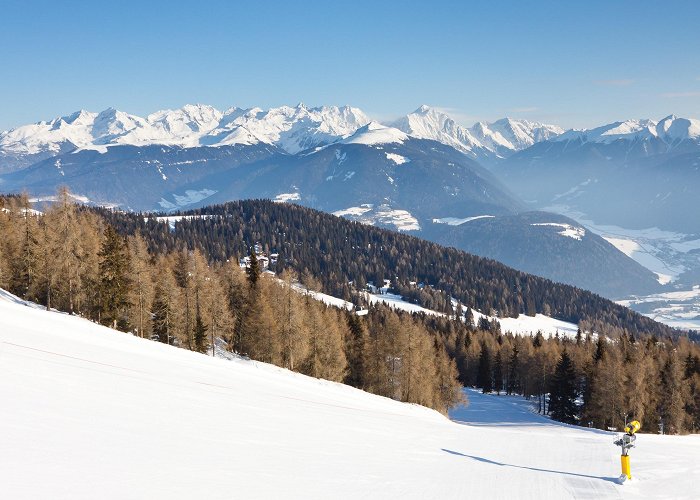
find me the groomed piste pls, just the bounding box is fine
[1,288,698,499]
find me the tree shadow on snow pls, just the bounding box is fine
[440,449,618,484]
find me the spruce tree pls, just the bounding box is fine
[477,342,492,393]
[507,345,521,395]
[98,225,131,329]
[247,248,260,288]
[493,350,503,395]
[549,350,579,424]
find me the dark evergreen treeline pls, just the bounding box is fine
[93,199,674,338]
[450,326,700,434]
[0,192,462,413]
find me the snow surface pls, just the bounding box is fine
[333,204,420,231]
[617,285,700,331]
[342,122,408,146]
[2,289,697,499]
[385,152,410,165]
[432,215,495,225]
[531,222,586,241]
[274,192,301,202]
[148,214,213,230]
[157,189,217,210]
[365,291,580,339]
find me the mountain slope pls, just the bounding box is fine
[2,126,524,219]
[96,200,675,337]
[422,212,662,298]
[2,289,696,499]
[197,127,524,225]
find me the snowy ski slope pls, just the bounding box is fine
[1,289,698,499]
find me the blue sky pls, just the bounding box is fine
[1,0,699,130]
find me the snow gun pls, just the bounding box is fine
[614,419,640,481]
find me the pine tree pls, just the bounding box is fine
[549,350,579,424]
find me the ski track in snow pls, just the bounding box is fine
[1,290,699,499]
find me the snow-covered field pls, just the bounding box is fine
[333,204,421,231]
[544,205,697,285]
[617,285,700,331]
[366,291,581,338]
[1,289,697,499]
[545,205,700,330]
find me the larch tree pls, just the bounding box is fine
[46,187,82,315]
[659,353,688,434]
[127,233,154,338]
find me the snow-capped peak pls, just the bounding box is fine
[342,122,408,146]
[392,106,483,155]
[392,106,562,157]
[471,118,564,152]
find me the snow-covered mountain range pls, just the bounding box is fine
[0,103,564,173]
[5,103,699,176]
[553,115,700,145]
[0,103,371,162]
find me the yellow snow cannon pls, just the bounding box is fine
[614,419,640,481]
[624,420,641,435]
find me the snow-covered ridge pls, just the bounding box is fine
[332,204,420,231]
[553,115,700,145]
[342,122,408,146]
[0,103,372,156]
[0,104,562,162]
[4,104,698,166]
[531,222,586,241]
[391,105,563,157]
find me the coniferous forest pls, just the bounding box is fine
[1,192,699,431]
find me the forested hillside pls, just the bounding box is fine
[95,199,674,338]
[1,192,699,431]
